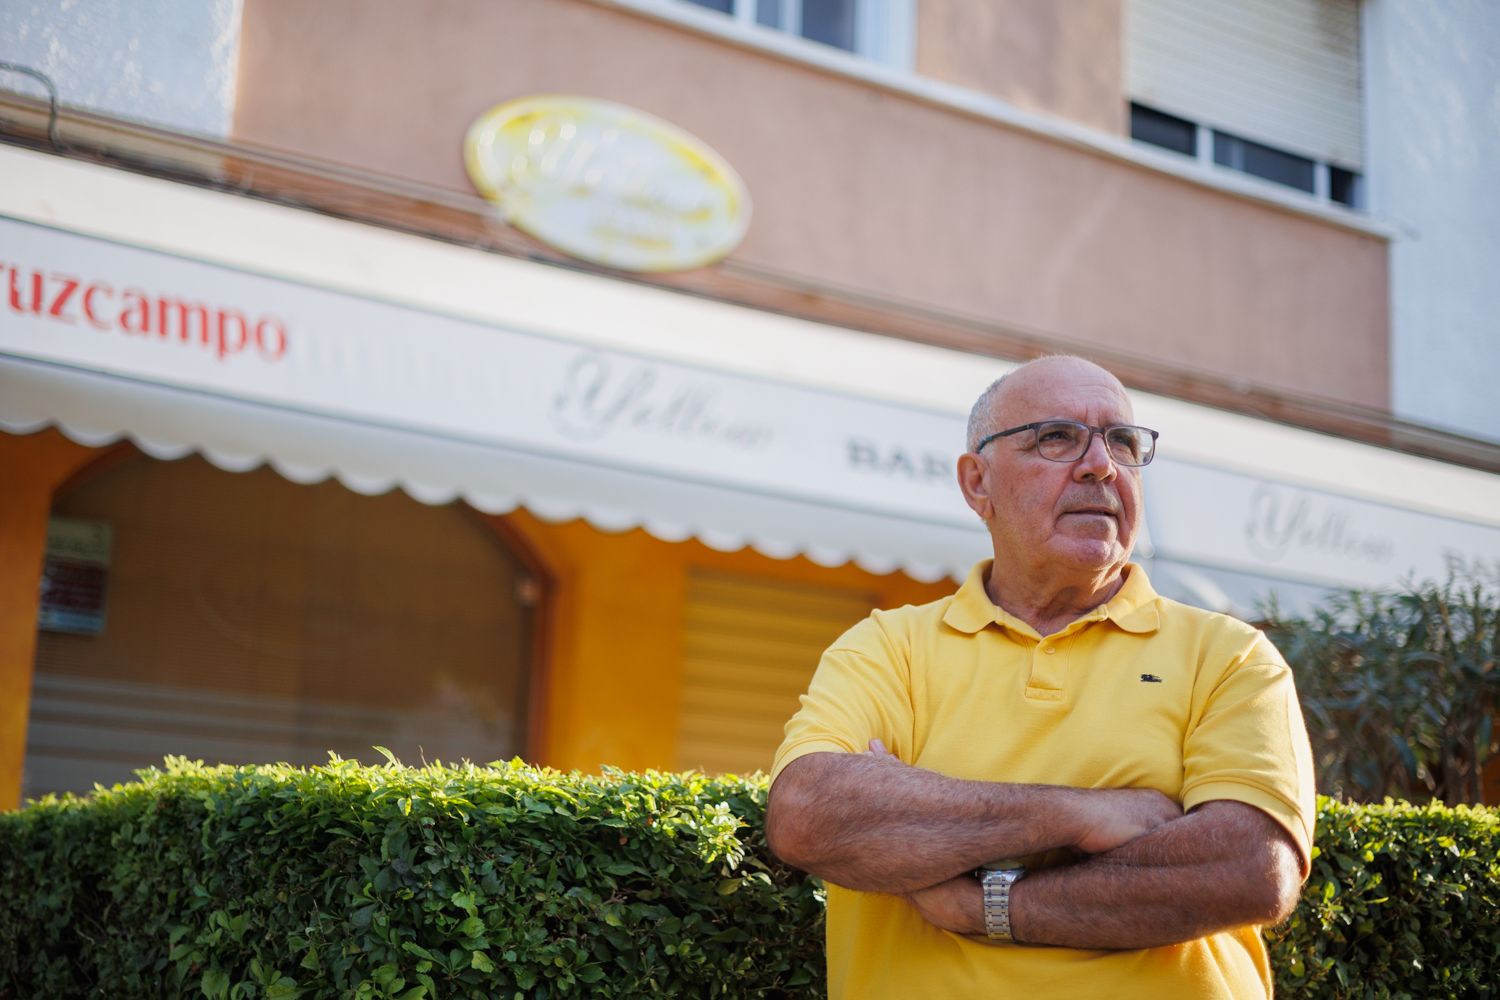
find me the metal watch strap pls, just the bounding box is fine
[980,868,1024,941]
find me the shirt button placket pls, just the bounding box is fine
[1025,640,1066,701]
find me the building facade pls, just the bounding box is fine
[3,0,1498,806]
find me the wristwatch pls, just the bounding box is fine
[977,866,1025,942]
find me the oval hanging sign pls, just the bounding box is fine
[464,96,751,273]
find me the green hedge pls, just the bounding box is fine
[2,761,1497,999]
[1270,797,1499,999]
[0,758,823,999]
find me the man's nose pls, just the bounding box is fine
[1074,431,1117,481]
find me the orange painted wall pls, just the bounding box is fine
[0,430,109,808]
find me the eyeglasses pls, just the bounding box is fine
[974,420,1159,467]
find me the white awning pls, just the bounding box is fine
[0,354,985,581]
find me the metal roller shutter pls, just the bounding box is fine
[676,569,876,775]
[1128,0,1363,168]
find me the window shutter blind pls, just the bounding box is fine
[1128,0,1363,168]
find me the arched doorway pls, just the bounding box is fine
[24,453,540,797]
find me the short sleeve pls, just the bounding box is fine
[1180,632,1318,874]
[769,611,916,786]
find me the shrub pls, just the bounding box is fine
[3,765,1497,999]
[1267,797,1499,1000]
[1265,575,1500,804]
[0,757,823,999]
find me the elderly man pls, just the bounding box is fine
[766,356,1315,999]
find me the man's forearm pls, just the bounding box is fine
[767,752,1081,893]
[907,800,1302,949]
[765,748,1180,895]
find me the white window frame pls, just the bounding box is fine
[1131,103,1362,212]
[672,0,915,70]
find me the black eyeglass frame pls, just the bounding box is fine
[973,420,1160,467]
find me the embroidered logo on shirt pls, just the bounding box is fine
[1139,673,1164,683]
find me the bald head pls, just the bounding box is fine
[966,356,1131,452]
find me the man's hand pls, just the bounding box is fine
[904,875,983,936]
[1069,787,1183,855]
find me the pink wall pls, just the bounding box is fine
[917,0,1126,135]
[232,0,1389,410]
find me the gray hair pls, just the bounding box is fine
[966,373,1009,453]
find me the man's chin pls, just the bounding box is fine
[1048,537,1129,573]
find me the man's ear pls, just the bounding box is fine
[956,452,993,520]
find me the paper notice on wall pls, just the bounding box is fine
[39,517,113,635]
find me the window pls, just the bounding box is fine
[1129,104,1197,158]
[676,0,914,67]
[1130,102,1363,209]
[1126,0,1363,210]
[1328,167,1360,209]
[1213,132,1315,194]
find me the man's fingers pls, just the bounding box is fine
[904,876,983,936]
[1071,787,1185,855]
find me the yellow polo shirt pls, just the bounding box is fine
[771,561,1316,1000]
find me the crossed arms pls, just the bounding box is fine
[765,743,1304,950]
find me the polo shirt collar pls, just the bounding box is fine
[942,559,1162,636]
[1099,564,1162,634]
